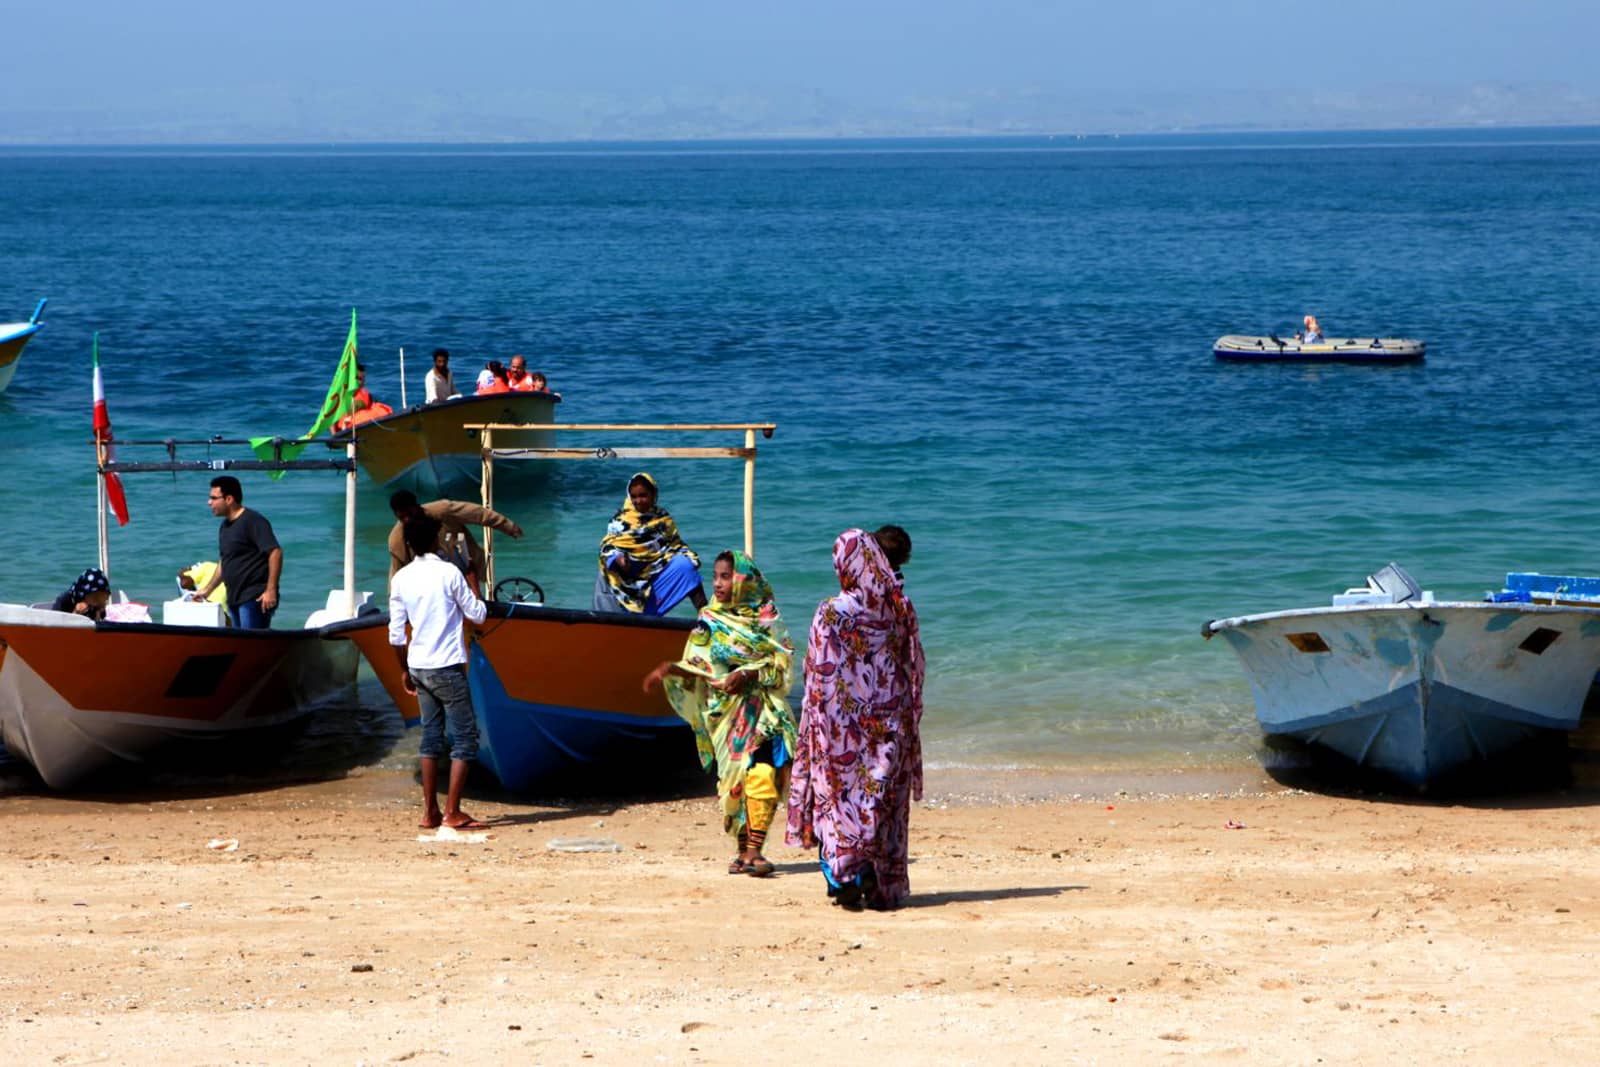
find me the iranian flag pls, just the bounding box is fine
[92,333,131,526]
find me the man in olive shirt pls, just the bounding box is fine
[195,475,282,629]
[387,490,523,599]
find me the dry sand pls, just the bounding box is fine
[2,766,1598,1065]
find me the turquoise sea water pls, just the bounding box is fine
[3,127,1599,777]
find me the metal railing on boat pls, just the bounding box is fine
[94,435,360,618]
[463,422,777,594]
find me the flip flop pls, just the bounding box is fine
[728,858,752,875]
[744,857,775,878]
[443,818,491,831]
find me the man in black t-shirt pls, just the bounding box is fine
[193,475,283,629]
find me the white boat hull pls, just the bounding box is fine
[1204,602,1600,786]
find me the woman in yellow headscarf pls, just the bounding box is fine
[593,472,707,615]
[644,550,796,877]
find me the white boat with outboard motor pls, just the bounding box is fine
[1203,563,1600,788]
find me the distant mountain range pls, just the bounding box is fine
[3,82,1597,144]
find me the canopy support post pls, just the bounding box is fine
[743,428,756,558]
[481,428,495,596]
[343,439,358,617]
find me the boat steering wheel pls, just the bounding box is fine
[493,577,544,605]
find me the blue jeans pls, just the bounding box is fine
[230,600,276,629]
[413,665,479,762]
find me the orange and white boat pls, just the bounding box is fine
[0,606,360,789]
[333,421,776,791]
[0,432,372,790]
[0,298,46,394]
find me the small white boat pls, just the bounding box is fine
[1213,333,1425,364]
[1203,564,1600,788]
[0,298,46,393]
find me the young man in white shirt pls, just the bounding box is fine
[389,515,489,830]
[424,347,458,404]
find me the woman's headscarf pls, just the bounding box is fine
[67,567,110,602]
[598,472,700,613]
[53,567,111,618]
[663,550,796,833]
[830,529,922,690]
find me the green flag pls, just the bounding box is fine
[251,309,359,474]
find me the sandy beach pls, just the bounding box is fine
[3,764,1598,1066]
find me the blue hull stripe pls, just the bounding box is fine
[466,644,687,790]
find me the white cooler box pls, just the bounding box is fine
[162,598,228,627]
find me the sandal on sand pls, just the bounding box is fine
[744,857,775,878]
[728,858,752,875]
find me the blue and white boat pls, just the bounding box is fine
[0,298,46,394]
[1203,564,1600,788]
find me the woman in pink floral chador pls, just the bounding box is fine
[786,528,925,910]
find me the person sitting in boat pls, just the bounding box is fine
[176,561,228,606]
[1302,315,1323,343]
[507,354,535,391]
[475,361,512,395]
[593,472,708,615]
[424,348,458,405]
[333,365,394,432]
[526,371,560,399]
[51,567,112,621]
[387,490,524,600]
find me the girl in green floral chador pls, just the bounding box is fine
[645,550,796,877]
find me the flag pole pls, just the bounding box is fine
[96,438,110,576]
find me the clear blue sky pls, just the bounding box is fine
[4,1,1597,140]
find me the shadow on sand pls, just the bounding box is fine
[900,885,1086,909]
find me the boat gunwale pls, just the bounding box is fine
[339,389,563,436]
[319,600,699,638]
[1202,599,1600,637]
[0,321,43,345]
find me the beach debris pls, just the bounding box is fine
[351,963,374,973]
[417,825,489,844]
[1224,820,1247,830]
[206,838,240,851]
[546,837,622,853]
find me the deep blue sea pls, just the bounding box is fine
[4,127,1599,776]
